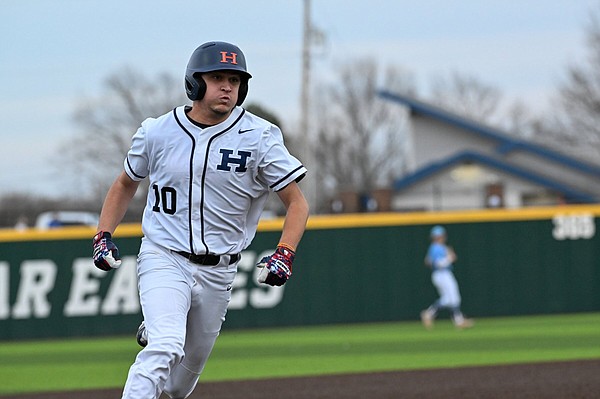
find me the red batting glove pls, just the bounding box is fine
[92,231,122,271]
[256,244,295,286]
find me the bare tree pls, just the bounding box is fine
[310,59,415,212]
[501,100,538,138]
[536,5,600,158]
[61,67,188,207]
[428,71,502,124]
[427,71,548,141]
[245,103,283,130]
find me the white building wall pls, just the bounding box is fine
[392,165,553,211]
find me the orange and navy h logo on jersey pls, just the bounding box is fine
[220,51,238,65]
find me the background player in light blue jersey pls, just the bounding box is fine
[420,225,474,329]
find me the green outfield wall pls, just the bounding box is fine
[1,205,599,340]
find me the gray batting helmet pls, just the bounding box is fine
[185,41,252,105]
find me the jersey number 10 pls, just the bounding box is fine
[152,184,177,215]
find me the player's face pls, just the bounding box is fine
[201,71,241,116]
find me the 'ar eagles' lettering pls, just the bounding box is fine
[0,250,283,321]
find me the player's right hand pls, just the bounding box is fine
[92,231,122,271]
[256,244,295,286]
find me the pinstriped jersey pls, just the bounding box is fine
[124,106,306,255]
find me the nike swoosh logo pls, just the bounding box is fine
[238,129,254,134]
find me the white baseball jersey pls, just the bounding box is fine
[124,105,306,255]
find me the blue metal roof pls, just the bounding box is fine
[379,90,600,178]
[392,150,596,203]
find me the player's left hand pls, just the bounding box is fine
[257,244,295,286]
[92,231,122,271]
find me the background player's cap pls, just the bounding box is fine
[430,225,446,238]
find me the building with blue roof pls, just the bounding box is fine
[378,90,600,211]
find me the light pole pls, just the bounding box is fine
[300,0,316,210]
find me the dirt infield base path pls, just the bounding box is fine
[4,359,600,399]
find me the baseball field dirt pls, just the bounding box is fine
[3,358,599,399]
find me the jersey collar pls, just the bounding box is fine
[175,106,243,134]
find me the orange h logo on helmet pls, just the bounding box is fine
[220,52,238,64]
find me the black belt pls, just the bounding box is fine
[175,251,240,265]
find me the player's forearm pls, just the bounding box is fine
[97,172,140,234]
[278,197,309,250]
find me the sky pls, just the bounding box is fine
[1,0,597,198]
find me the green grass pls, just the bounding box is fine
[1,312,599,395]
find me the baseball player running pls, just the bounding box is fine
[420,225,473,330]
[92,41,309,399]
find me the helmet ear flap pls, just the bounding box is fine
[237,80,248,106]
[185,74,207,101]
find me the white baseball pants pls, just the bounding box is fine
[121,238,238,399]
[431,269,461,308]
